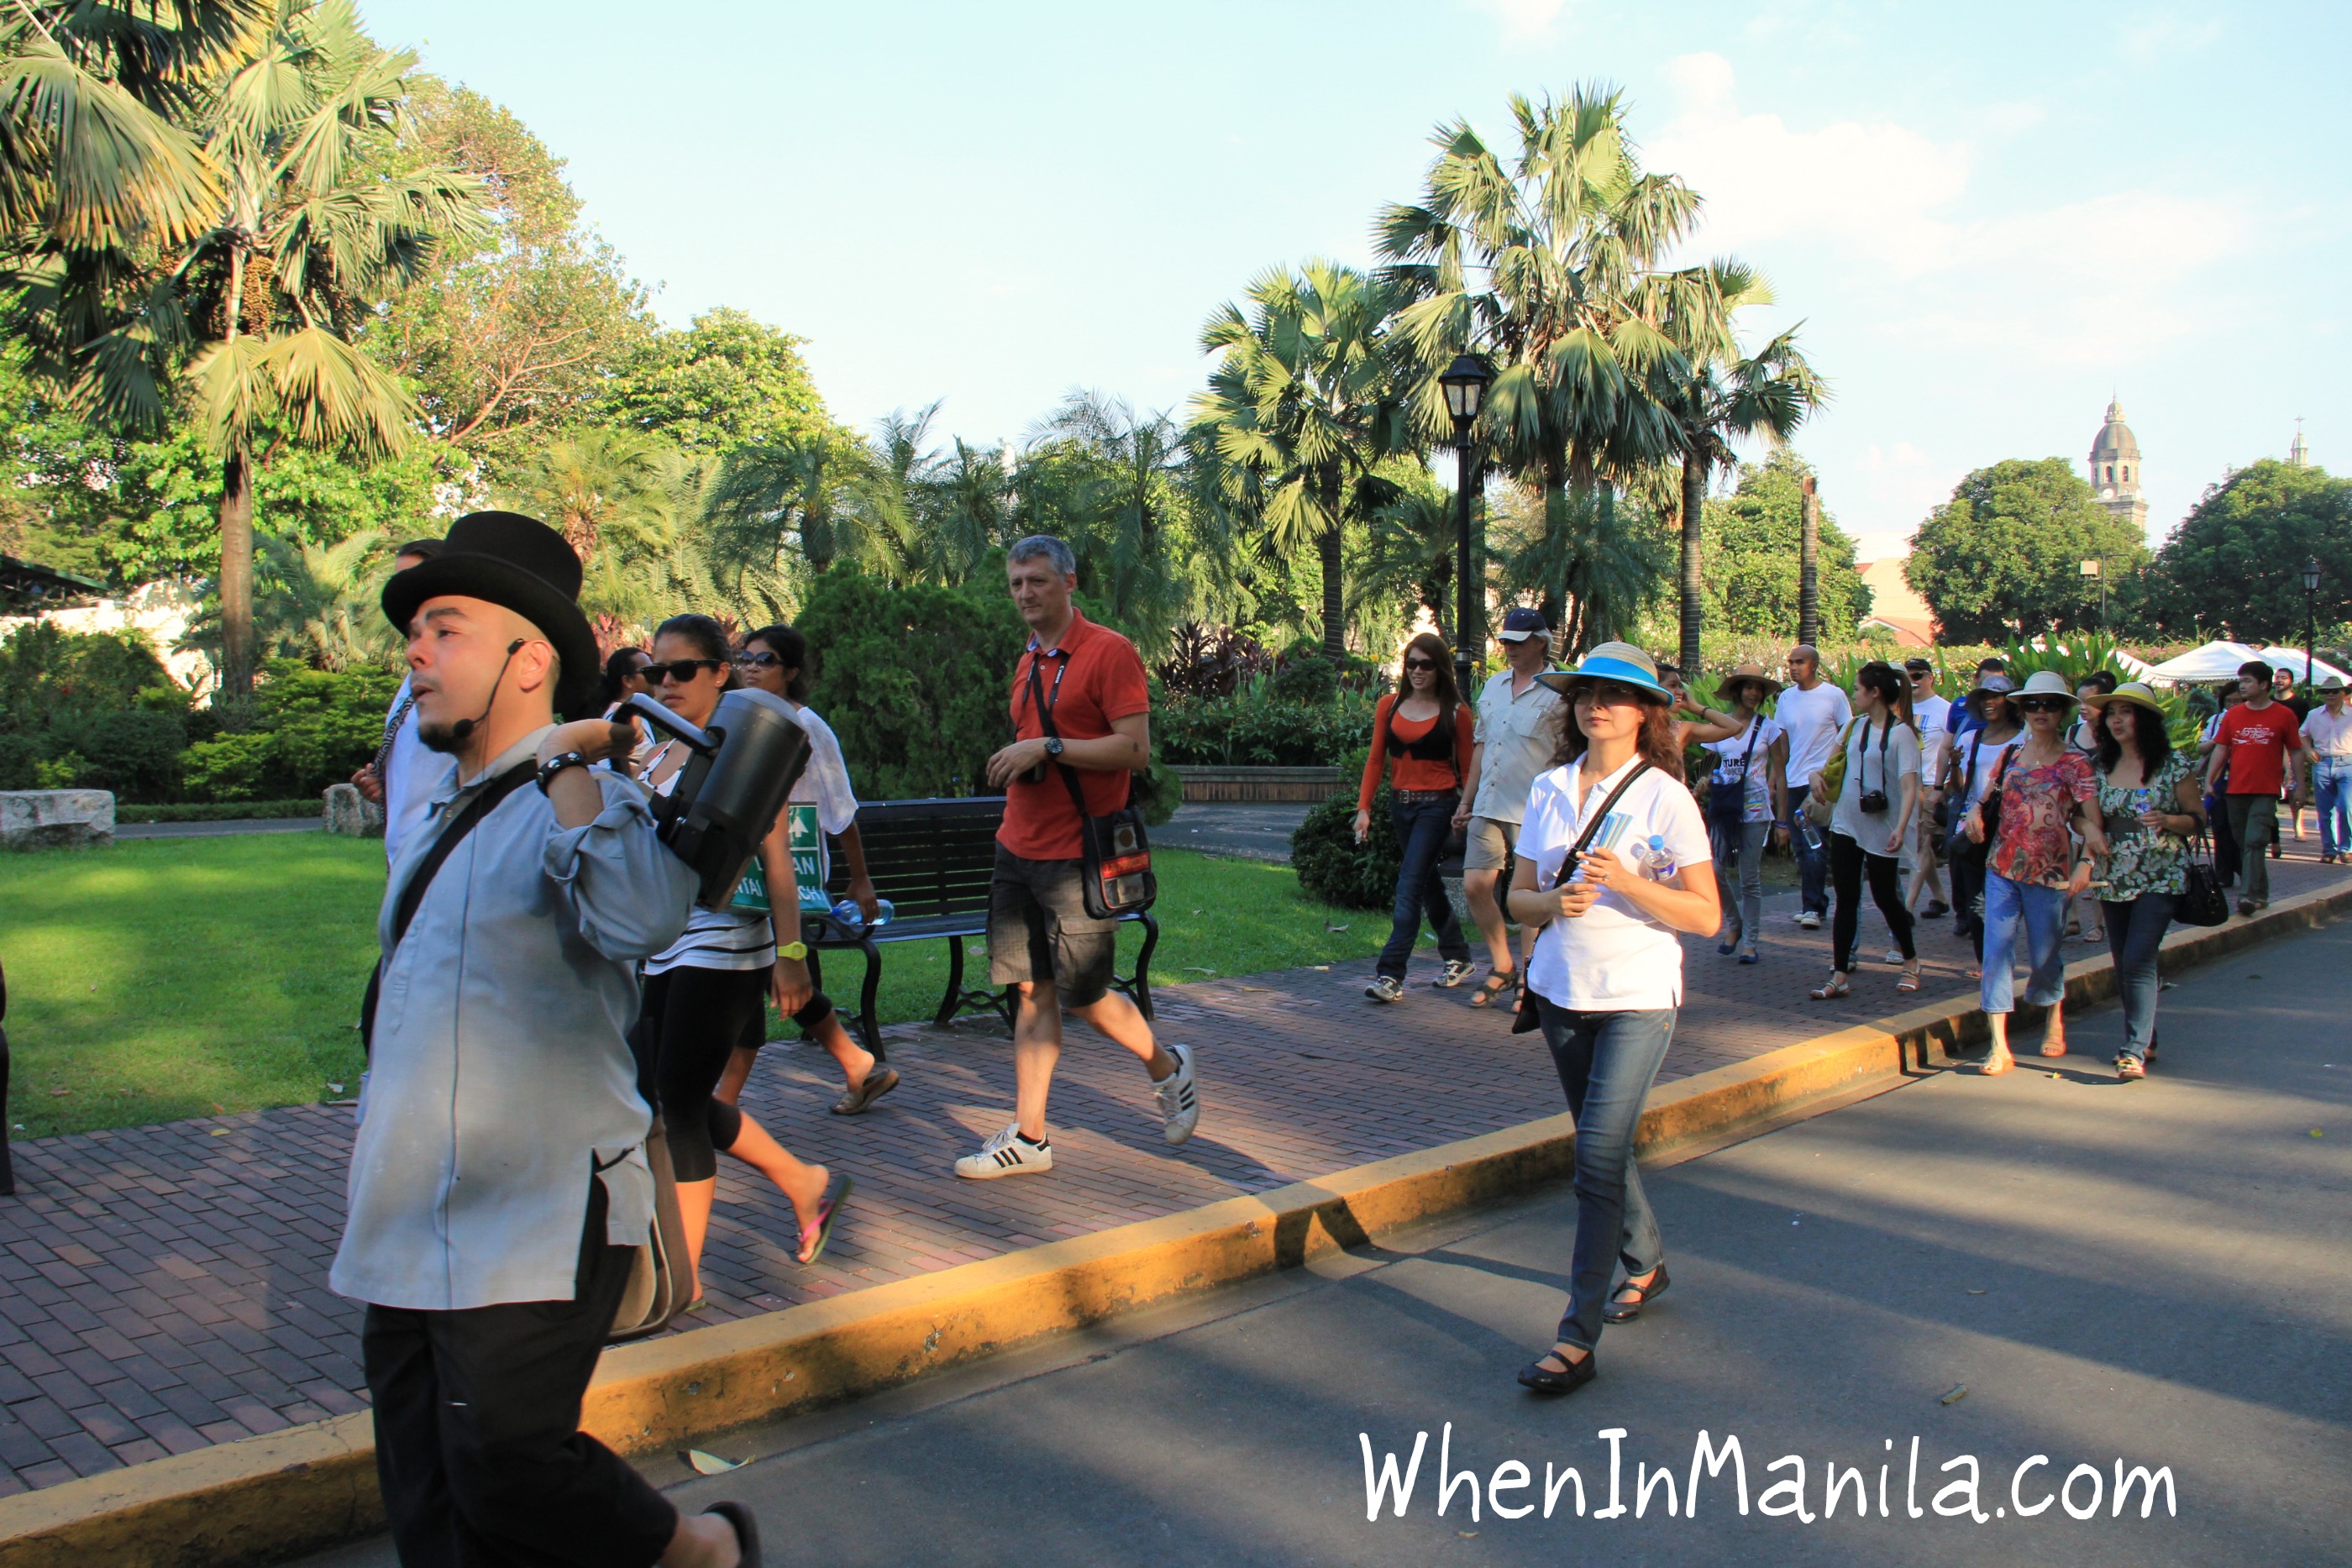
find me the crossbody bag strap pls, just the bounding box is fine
[389,762,538,949]
[1538,761,1653,893]
[1028,651,1130,818]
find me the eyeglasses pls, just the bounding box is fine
[732,651,782,669]
[2015,697,2069,714]
[644,658,724,684]
[1404,658,1437,671]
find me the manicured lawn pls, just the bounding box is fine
[0,836,1387,1141]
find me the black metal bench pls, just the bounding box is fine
[795,795,1158,1058]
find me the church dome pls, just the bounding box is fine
[2091,398,2141,461]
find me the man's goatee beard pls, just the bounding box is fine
[417,718,467,753]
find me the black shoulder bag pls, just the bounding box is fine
[1512,762,1655,1036]
[1028,653,1156,920]
[2175,826,2230,928]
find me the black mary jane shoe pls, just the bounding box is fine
[706,1502,762,1568]
[1517,1348,1598,1397]
[1602,1264,1670,1324]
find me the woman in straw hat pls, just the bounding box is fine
[1965,670,2111,1073]
[2084,680,2203,1078]
[1504,643,1719,1396]
[1694,664,1788,964]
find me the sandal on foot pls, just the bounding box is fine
[1809,975,1851,1001]
[1603,1264,1670,1324]
[2040,1038,2068,1058]
[831,1066,900,1115]
[2116,1054,2146,1081]
[1980,1051,2014,1076]
[795,1172,853,1266]
[1468,968,1519,1009]
[1896,964,1923,993]
[1516,1346,1597,1397]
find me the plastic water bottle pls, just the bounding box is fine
[1797,818,1824,854]
[1638,835,1677,878]
[828,897,895,932]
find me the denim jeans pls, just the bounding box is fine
[1784,785,1829,915]
[2316,759,2352,858]
[1534,999,1675,1353]
[2225,794,2277,905]
[1709,819,1767,953]
[2101,891,2173,1060]
[1377,792,1471,979]
[1980,871,2068,1015]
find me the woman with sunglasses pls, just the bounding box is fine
[635,614,850,1298]
[1504,643,1719,1397]
[1355,632,1478,1004]
[592,646,658,775]
[1809,661,1923,1001]
[1964,670,2110,1073]
[2083,682,2201,1079]
[712,623,900,1117]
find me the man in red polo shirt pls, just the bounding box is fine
[2205,658,2312,915]
[956,535,1200,1179]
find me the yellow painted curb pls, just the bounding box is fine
[6,877,2344,1567]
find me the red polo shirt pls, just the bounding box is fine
[1000,611,1152,860]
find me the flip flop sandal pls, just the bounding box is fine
[795,1172,853,1266]
[830,1067,900,1115]
[1468,969,1519,1009]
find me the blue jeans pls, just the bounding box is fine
[2101,891,2173,1061]
[1980,871,2069,1015]
[1377,792,1471,979]
[2317,759,2352,858]
[1785,785,1828,915]
[1534,999,1675,1352]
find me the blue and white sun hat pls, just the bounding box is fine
[1535,641,1677,705]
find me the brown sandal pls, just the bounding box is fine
[1468,968,1519,1009]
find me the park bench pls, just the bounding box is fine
[795,795,1158,1059]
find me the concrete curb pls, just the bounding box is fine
[5,877,2344,1567]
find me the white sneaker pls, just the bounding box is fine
[1436,957,1478,988]
[1153,1043,1200,1146]
[1883,947,1904,965]
[1365,975,1404,1004]
[1795,910,1822,930]
[953,1123,1053,1180]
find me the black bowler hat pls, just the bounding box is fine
[381,511,600,716]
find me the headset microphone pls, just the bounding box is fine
[449,639,528,742]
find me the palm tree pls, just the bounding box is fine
[1491,478,1669,656]
[1191,260,1406,658]
[1657,260,1825,674]
[1353,462,1458,643]
[705,427,882,586]
[1021,391,1203,642]
[9,0,484,695]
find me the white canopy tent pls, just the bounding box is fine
[2139,640,2349,688]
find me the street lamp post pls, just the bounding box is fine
[2081,558,2105,632]
[1438,353,1495,704]
[2304,556,2321,687]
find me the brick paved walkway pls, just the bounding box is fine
[2,842,2342,1495]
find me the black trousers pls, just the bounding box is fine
[1830,831,1915,972]
[363,1181,678,1568]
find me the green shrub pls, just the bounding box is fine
[170,660,398,803]
[116,799,323,822]
[1136,760,1183,827]
[1155,688,1378,767]
[181,732,276,801]
[1290,785,1402,910]
[37,707,187,800]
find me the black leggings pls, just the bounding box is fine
[635,967,768,1183]
[1830,832,1914,972]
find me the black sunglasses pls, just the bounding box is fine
[1404,658,1438,671]
[2015,697,2069,714]
[732,650,783,669]
[645,658,724,684]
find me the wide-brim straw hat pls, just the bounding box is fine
[2081,679,2166,717]
[2316,673,2348,693]
[1720,662,1783,702]
[2013,669,2081,708]
[1964,672,2018,705]
[1536,641,1676,705]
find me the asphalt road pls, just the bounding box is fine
[112,817,320,839]
[1164,802,1311,863]
[297,920,2351,1568]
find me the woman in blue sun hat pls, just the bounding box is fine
[1504,642,1721,1398]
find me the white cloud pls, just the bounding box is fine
[2123,13,2224,63]
[1463,0,1568,41]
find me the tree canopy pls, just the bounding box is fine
[1701,453,1869,637]
[1906,458,2147,642]
[2141,459,2352,641]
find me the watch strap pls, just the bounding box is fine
[777,940,809,961]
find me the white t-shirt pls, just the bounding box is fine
[1953,728,2023,809]
[1774,681,1853,786]
[380,676,443,867]
[1700,716,1782,823]
[787,704,861,887]
[2302,704,2352,761]
[1520,757,1713,1012]
[1913,695,1952,786]
[1830,716,1921,852]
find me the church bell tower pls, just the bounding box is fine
[2087,398,2147,531]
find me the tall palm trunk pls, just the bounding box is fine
[218,440,255,699]
[1798,475,1821,647]
[1677,454,1706,677]
[1318,522,1346,658]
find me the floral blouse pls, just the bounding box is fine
[1988,749,2096,889]
[2096,752,2197,900]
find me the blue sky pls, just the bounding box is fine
[363,0,2345,559]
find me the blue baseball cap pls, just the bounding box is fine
[1536,641,1677,705]
[1496,606,1551,642]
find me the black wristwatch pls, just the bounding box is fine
[1043,737,1065,758]
[535,751,591,793]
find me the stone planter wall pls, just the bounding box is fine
[0,789,114,850]
[1171,765,1344,804]
[323,784,386,838]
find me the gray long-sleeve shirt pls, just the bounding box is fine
[330,726,698,1312]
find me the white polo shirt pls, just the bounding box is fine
[2303,703,2352,761]
[1520,756,1712,1012]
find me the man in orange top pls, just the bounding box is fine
[958,536,1199,1179]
